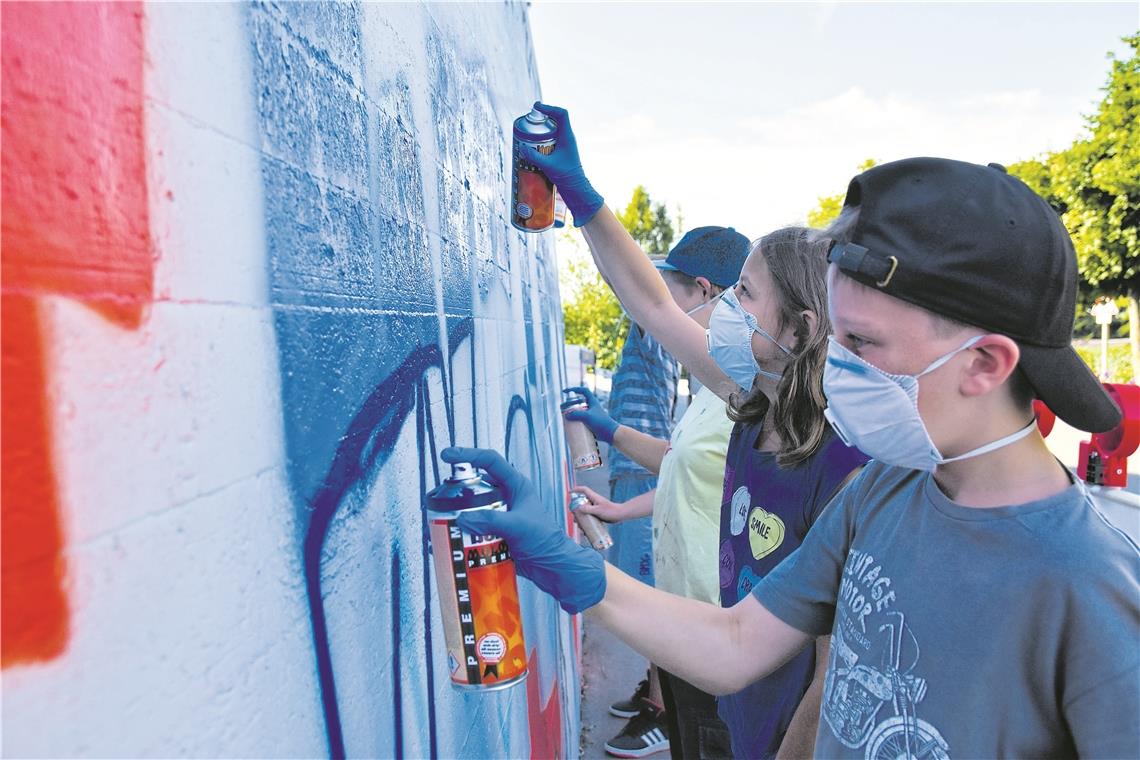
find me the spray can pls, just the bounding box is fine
[511,108,557,232]
[553,191,568,229]
[426,462,527,691]
[561,390,602,471]
[569,492,613,551]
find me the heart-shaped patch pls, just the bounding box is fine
[730,486,750,536]
[747,506,785,560]
[737,566,762,600]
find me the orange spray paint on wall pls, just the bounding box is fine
[1,1,152,666]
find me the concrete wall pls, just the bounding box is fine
[1,2,578,757]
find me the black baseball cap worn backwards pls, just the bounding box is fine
[827,157,1122,433]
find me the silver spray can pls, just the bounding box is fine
[569,492,613,551]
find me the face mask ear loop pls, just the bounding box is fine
[754,323,794,357]
[727,288,794,358]
[917,334,986,378]
[685,301,709,317]
[938,420,1038,464]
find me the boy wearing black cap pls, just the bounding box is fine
[446,110,1139,757]
[736,158,1139,757]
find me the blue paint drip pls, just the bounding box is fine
[417,380,439,759]
[391,552,403,760]
[248,4,573,754]
[298,320,471,757]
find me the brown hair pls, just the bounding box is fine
[726,227,833,467]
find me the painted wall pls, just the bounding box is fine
[1,2,578,757]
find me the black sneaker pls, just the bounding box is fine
[604,700,670,758]
[609,676,650,718]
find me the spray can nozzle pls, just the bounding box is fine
[450,461,477,481]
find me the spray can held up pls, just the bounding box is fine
[562,389,603,471]
[426,461,527,691]
[511,108,557,232]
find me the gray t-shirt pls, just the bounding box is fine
[752,460,1140,758]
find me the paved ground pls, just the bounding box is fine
[576,418,1138,759]
[571,442,652,759]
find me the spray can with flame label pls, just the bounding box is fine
[511,108,557,232]
[569,492,613,551]
[427,462,527,690]
[561,390,603,471]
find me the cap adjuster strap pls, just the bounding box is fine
[828,242,899,288]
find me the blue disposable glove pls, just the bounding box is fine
[526,102,605,226]
[440,446,606,614]
[563,385,619,444]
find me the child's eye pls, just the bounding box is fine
[847,334,871,350]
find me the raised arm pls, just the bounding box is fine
[524,102,741,402]
[581,211,738,401]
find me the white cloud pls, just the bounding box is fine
[571,87,1089,237]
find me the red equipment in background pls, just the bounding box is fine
[1033,400,1056,438]
[1077,384,1140,488]
[1035,384,1140,488]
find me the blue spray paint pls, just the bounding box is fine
[391,552,403,760]
[248,1,578,757]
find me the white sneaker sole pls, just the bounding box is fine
[603,742,670,758]
[608,705,641,719]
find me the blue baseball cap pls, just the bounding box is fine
[653,225,749,288]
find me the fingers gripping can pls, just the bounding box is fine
[511,108,557,232]
[427,462,527,690]
[561,390,603,471]
[569,492,613,551]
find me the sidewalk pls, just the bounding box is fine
[573,443,658,759]
[577,421,1139,759]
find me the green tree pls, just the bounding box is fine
[615,185,676,255]
[1009,35,1139,377]
[561,256,626,369]
[806,159,877,229]
[561,186,678,369]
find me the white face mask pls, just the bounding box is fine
[705,288,792,391]
[822,335,1036,471]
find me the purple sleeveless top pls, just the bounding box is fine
[717,421,868,759]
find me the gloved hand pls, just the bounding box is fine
[525,102,605,226]
[563,385,619,444]
[441,446,606,614]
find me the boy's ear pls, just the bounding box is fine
[961,335,1020,398]
[694,276,714,300]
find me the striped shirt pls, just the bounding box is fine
[607,321,679,477]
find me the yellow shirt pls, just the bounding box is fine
[652,386,734,603]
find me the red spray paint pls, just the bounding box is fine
[1,1,152,666]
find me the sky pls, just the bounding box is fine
[529,1,1138,241]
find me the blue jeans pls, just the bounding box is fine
[609,474,657,587]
